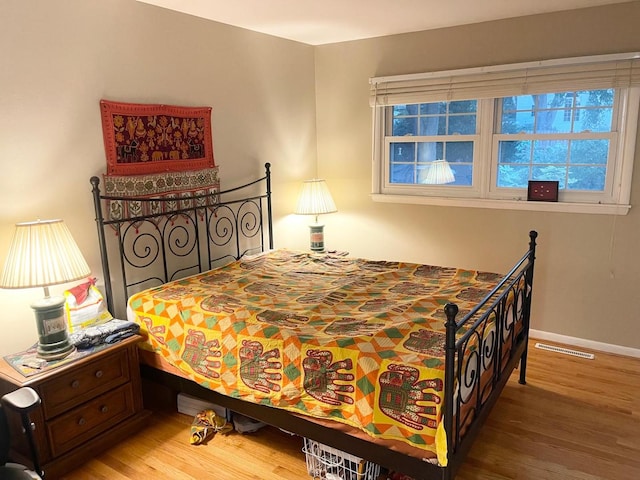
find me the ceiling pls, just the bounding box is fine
[136,0,631,45]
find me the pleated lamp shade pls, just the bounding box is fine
[422,160,455,185]
[294,179,337,215]
[0,219,90,290]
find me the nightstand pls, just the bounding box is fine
[0,335,151,479]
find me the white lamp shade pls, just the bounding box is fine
[294,179,337,215]
[422,159,455,185]
[0,219,91,289]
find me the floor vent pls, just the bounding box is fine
[534,342,595,359]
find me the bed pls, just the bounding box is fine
[90,163,537,480]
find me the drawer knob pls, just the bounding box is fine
[100,405,109,414]
[95,370,104,378]
[78,417,86,426]
[71,380,80,389]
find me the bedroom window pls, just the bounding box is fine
[370,53,640,214]
[388,101,477,186]
[493,89,618,203]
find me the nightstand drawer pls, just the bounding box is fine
[39,349,131,419]
[46,383,136,457]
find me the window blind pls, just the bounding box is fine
[370,52,640,106]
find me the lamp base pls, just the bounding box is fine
[36,339,75,361]
[308,224,326,252]
[31,296,75,361]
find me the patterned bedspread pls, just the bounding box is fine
[128,249,505,462]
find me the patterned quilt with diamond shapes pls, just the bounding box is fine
[128,249,504,461]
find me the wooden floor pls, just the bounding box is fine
[59,340,640,480]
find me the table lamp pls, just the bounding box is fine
[294,179,337,252]
[422,159,455,184]
[0,219,91,360]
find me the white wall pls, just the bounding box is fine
[313,2,640,350]
[0,0,317,354]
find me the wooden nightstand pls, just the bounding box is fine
[0,335,151,479]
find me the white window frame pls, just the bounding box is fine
[370,53,640,215]
[383,101,485,199]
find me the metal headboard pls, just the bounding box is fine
[90,163,273,317]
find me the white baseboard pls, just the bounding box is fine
[530,329,640,359]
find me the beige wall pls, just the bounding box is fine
[314,2,640,350]
[0,0,317,354]
[1,1,638,355]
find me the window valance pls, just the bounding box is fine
[370,52,640,106]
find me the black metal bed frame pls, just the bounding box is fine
[91,163,274,317]
[90,162,537,480]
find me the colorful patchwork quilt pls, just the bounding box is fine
[128,249,505,462]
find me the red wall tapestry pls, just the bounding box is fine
[100,100,215,175]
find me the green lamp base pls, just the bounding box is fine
[31,296,75,361]
[309,224,326,252]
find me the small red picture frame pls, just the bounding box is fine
[527,180,559,202]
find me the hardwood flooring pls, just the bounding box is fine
[59,340,640,480]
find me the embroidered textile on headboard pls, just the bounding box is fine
[100,100,215,175]
[103,167,220,222]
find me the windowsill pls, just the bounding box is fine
[371,194,631,215]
